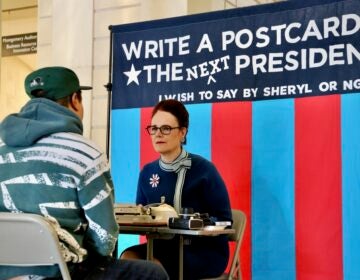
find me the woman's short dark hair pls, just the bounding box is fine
[152,99,189,144]
[152,99,189,128]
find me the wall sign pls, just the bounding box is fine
[2,32,37,57]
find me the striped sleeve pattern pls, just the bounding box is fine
[0,132,119,259]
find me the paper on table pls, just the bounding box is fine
[203,225,227,231]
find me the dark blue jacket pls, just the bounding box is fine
[136,152,232,279]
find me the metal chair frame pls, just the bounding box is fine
[202,209,247,280]
[0,212,71,280]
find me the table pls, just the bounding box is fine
[118,224,234,280]
[118,224,168,260]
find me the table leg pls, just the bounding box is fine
[179,235,183,280]
[147,236,154,260]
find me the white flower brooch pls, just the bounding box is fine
[149,174,160,188]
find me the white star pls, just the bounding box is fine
[123,64,142,85]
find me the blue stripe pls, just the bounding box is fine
[252,99,296,280]
[341,93,360,280]
[185,104,212,160]
[116,235,140,258]
[111,108,141,255]
[111,108,141,203]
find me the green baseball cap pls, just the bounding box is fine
[25,66,92,100]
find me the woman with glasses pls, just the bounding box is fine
[121,99,232,280]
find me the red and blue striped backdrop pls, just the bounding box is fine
[111,93,360,279]
[110,0,360,279]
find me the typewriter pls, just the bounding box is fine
[114,203,178,226]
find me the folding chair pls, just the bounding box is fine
[0,212,71,280]
[202,209,247,280]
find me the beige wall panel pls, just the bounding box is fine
[73,67,93,89]
[140,0,187,21]
[38,0,52,17]
[93,38,110,66]
[37,17,52,45]
[94,5,141,38]
[94,0,140,10]
[91,127,108,153]
[1,0,36,11]
[188,0,213,14]
[37,45,52,67]
[0,1,1,62]
[2,18,36,35]
[93,67,109,97]
[224,0,262,9]
[0,57,31,121]
[1,13,37,121]
[210,0,225,11]
[52,1,93,67]
[91,97,108,127]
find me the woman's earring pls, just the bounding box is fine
[181,138,185,143]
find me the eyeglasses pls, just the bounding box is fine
[146,125,181,135]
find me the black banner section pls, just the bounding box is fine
[111,0,360,109]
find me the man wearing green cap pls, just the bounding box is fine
[0,66,169,280]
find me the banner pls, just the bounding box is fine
[111,1,360,279]
[112,0,359,109]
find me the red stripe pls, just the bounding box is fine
[212,102,252,280]
[139,107,158,244]
[295,95,343,280]
[140,107,158,168]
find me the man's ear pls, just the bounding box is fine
[69,92,81,112]
[68,92,84,120]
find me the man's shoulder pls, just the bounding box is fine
[41,132,105,158]
[52,132,100,147]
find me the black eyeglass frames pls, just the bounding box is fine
[146,125,181,135]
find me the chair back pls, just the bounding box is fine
[0,212,71,280]
[201,209,247,280]
[227,209,247,279]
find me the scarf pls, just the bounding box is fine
[159,149,192,213]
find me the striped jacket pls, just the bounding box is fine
[0,98,118,278]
